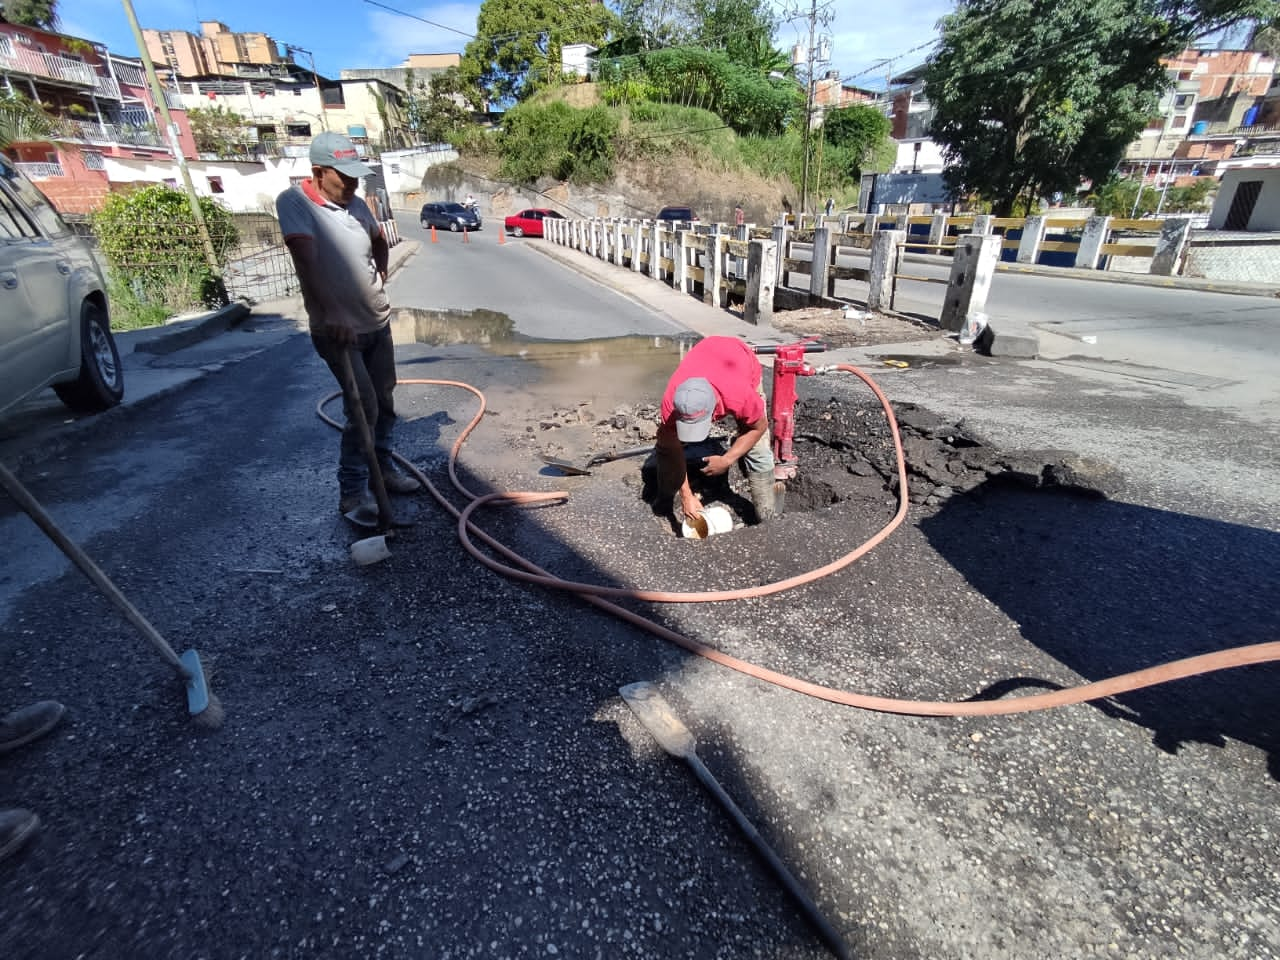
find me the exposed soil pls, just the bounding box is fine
[759,305,944,349]
[517,391,1126,525]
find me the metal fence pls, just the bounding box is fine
[67,210,299,318]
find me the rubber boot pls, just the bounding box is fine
[747,469,778,523]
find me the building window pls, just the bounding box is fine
[208,176,224,193]
[286,123,311,137]
[84,152,105,171]
[1172,114,1188,127]
[1174,94,1193,108]
[164,178,178,188]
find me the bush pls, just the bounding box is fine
[498,102,618,183]
[92,185,238,313]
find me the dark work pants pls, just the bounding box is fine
[312,325,398,498]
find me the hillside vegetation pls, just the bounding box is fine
[451,82,895,221]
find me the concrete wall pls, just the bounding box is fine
[1184,236,1280,282]
[99,155,312,212]
[1208,168,1280,231]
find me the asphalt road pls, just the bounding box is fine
[793,246,1280,417]
[0,232,1277,960]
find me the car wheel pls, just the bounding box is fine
[52,300,124,412]
[421,219,429,229]
[513,226,525,238]
[449,221,460,232]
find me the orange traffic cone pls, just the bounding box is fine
[498,229,505,245]
[463,227,470,244]
[430,224,438,243]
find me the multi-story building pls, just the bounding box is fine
[0,20,196,212]
[1122,48,1279,187]
[142,21,287,80]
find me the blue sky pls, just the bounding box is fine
[65,0,957,93]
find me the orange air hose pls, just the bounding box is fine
[318,366,1280,718]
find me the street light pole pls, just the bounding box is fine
[799,0,817,217]
[286,44,328,132]
[119,0,226,305]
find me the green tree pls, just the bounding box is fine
[613,0,695,50]
[1248,16,1280,56]
[688,0,776,69]
[461,0,617,105]
[1,0,60,29]
[924,0,1279,216]
[821,104,892,178]
[185,105,247,156]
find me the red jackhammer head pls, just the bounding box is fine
[753,339,826,481]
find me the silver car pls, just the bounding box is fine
[0,155,122,417]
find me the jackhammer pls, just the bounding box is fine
[753,339,828,494]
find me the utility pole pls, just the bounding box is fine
[286,44,329,132]
[119,0,227,305]
[800,0,817,218]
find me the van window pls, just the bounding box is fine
[0,157,69,237]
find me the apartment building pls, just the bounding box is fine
[142,20,286,80]
[0,20,195,212]
[1122,47,1279,187]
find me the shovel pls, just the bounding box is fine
[620,682,851,960]
[540,444,652,476]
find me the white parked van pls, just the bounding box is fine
[0,155,122,417]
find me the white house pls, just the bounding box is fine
[1208,166,1280,231]
[561,43,596,79]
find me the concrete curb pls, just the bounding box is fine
[126,301,251,356]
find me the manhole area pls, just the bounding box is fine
[516,394,1125,522]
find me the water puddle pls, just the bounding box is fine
[390,306,701,400]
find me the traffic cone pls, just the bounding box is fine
[463,227,470,244]
[498,229,505,245]
[430,224,438,243]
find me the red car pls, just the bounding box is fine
[503,207,565,238]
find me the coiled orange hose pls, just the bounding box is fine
[319,366,1279,717]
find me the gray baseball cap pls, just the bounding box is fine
[673,377,716,442]
[309,131,373,178]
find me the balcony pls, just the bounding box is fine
[66,118,165,148]
[0,44,99,87]
[92,75,121,100]
[15,161,65,179]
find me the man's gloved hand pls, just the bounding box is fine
[699,454,733,477]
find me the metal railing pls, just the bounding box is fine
[15,161,64,180]
[66,118,165,148]
[0,45,98,87]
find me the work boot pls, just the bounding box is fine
[339,493,372,516]
[379,466,421,495]
[0,701,65,755]
[0,809,40,865]
[746,470,779,523]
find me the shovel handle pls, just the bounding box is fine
[0,462,188,677]
[336,349,395,533]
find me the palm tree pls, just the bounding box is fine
[0,93,66,150]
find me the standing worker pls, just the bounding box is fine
[277,132,421,515]
[655,336,777,528]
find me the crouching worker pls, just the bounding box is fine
[655,336,777,527]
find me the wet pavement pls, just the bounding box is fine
[0,235,1277,960]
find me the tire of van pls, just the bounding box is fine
[53,300,124,412]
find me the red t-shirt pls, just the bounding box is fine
[661,337,764,428]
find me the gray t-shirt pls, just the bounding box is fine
[276,184,390,335]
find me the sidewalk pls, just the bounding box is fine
[525,238,961,366]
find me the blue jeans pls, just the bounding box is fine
[312,326,398,498]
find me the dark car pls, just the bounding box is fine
[420,202,481,232]
[655,205,699,223]
[503,207,565,238]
